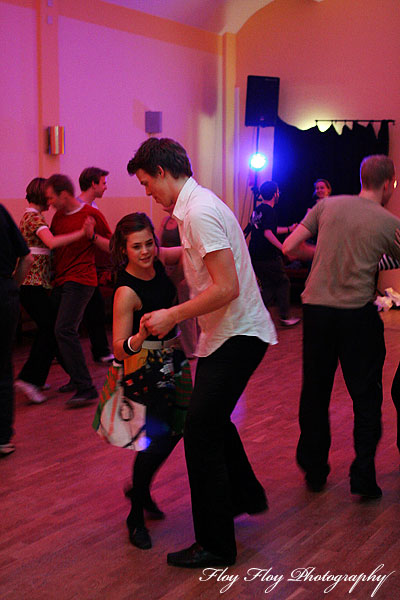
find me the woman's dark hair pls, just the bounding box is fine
[110,212,159,270]
[26,177,47,208]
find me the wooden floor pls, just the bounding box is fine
[2,307,400,600]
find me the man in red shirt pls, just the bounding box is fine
[45,174,111,406]
[78,167,113,365]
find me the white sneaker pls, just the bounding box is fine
[14,379,46,404]
[280,317,301,327]
[97,354,114,364]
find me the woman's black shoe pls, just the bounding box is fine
[129,526,152,550]
[126,512,152,550]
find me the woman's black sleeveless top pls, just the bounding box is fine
[115,259,177,341]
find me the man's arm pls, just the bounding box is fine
[282,224,315,261]
[92,234,110,252]
[91,209,112,252]
[142,248,239,338]
[264,229,283,252]
[276,224,297,236]
[267,224,297,250]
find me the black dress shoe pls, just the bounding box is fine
[167,543,235,568]
[350,482,382,499]
[65,387,98,407]
[58,381,75,393]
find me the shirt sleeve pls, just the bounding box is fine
[91,207,112,239]
[378,254,400,271]
[186,204,231,258]
[30,213,48,234]
[260,206,276,232]
[301,202,320,237]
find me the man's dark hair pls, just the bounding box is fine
[259,181,279,201]
[127,138,193,179]
[79,167,109,191]
[360,155,395,190]
[45,174,75,197]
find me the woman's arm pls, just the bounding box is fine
[36,216,94,249]
[158,245,182,265]
[113,286,148,361]
[13,253,33,285]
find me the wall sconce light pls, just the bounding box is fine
[47,125,65,155]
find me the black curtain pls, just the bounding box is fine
[271,118,390,224]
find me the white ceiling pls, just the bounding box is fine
[103,0,275,34]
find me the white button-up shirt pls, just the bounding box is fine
[173,177,277,356]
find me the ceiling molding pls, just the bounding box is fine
[103,0,276,34]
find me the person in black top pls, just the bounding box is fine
[307,178,332,211]
[249,181,300,326]
[110,212,188,550]
[0,204,33,456]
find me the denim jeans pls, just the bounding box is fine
[83,286,111,360]
[51,281,96,393]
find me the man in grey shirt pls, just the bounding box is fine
[283,155,399,498]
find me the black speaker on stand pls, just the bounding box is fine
[243,75,280,237]
[245,75,280,128]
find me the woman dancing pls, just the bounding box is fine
[16,177,92,403]
[111,212,189,550]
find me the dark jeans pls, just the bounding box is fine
[51,282,96,393]
[297,303,385,488]
[83,286,111,360]
[0,278,20,444]
[252,256,290,319]
[18,285,60,386]
[184,335,268,559]
[391,362,400,451]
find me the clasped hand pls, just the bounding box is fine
[140,309,175,339]
[83,216,96,238]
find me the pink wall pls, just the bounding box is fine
[1,0,399,245]
[57,15,222,231]
[0,0,222,233]
[236,0,400,226]
[0,2,38,218]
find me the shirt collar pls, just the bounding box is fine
[65,202,84,216]
[173,177,199,222]
[78,196,98,209]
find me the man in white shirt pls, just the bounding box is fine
[127,138,277,568]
